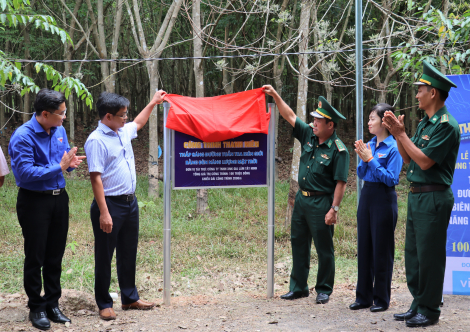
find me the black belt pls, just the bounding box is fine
[107,193,136,202]
[22,188,65,195]
[301,189,328,197]
[410,184,449,194]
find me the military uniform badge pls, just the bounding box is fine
[441,114,449,123]
[421,135,430,141]
[321,154,330,159]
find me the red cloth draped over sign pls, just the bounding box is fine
[164,88,270,142]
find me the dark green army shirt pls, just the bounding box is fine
[407,106,460,185]
[292,117,350,193]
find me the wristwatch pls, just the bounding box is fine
[331,205,339,212]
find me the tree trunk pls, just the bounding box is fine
[125,0,184,196]
[23,25,32,123]
[285,0,312,228]
[222,26,233,95]
[438,0,450,74]
[192,0,209,215]
[146,61,160,197]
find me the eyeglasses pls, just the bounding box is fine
[115,112,128,119]
[51,108,67,118]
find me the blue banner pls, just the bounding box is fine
[444,74,470,295]
[173,131,268,189]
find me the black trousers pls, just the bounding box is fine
[16,188,69,313]
[356,182,398,308]
[90,196,140,310]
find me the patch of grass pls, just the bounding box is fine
[0,173,408,298]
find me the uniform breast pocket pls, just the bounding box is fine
[301,144,313,164]
[313,156,332,174]
[417,138,430,149]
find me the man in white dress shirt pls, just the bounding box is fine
[85,90,166,320]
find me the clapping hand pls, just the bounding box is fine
[382,111,405,136]
[69,154,86,169]
[354,140,373,162]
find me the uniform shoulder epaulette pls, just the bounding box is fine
[441,114,449,123]
[335,139,346,152]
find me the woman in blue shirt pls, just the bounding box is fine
[349,103,403,312]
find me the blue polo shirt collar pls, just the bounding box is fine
[31,115,58,135]
[371,135,395,147]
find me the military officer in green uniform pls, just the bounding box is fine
[382,61,460,328]
[263,85,349,304]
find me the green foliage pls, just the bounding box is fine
[0,0,92,107]
[393,6,470,77]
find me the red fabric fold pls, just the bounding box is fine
[165,88,270,142]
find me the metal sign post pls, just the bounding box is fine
[161,102,276,305]
[267,103,276,298]
[355,0,364,205]
[163,102,172,306]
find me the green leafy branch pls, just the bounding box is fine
[0,0,92,108]
[392,7,470,77]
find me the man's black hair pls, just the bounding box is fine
[34,89,66,116]
[325,118,338,129]
[426,86,448,102]
[97,92,130,119]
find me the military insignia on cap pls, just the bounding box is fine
[421,135,430,141]
[335,139,346,152]
[441,114,449,123]
[318,101,322,109]
[321,154,330,159]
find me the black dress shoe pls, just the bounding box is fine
[370,305,387,312]
[316,293,329,304]
[280,291,309,300]
[349,302,370,310]
[405,313,439,327]
[46,307,71,324]
[393,309,417,321]
[29,311,50,330]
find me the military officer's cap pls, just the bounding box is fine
[310,96,346,124]
[413,60,457,92]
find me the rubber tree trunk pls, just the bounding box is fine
[23,25,32,123]
[193,0,209,215]
[146,60,160,197]
[285,0,312,228]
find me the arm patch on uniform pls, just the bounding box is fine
[335,139,346,152]
[441,114,449,123]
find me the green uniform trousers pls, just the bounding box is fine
[405,188,453,320]
[289,191,335,295]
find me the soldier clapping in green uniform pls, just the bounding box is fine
[382,61,460,328]
[263,85,349,304]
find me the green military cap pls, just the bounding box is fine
[310,96,346,124]
[413,60,457,92]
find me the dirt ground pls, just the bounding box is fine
[1,282,470,332]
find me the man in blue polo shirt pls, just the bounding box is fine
[9,89,86,330]
[85,90,166,320]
